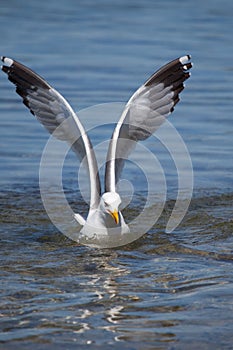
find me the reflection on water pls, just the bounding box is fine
[0,187,233,348]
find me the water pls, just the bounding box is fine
[0,0,233,348]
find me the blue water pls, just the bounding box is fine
[0,0,233,349]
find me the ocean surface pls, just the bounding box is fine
[0,0,233,349]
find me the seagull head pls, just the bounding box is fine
[100,192,121,225]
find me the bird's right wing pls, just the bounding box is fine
[1,56,101,209]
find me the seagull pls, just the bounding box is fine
[1,55,192,247]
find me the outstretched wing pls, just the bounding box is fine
[105,55,192,192]
[1,56,101,209]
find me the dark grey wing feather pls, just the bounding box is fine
[1,56,101,209]
[105,55,192,192]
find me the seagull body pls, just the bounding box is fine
[1,55,192,247]
[75,192,130,245]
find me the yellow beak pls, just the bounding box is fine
[110,209,119,224]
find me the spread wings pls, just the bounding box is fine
[1,55,192,202]
[1,56,101,209]
[105,55,192,192]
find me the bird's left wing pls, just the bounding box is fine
[105,55,192,192]
[1,57,101,209]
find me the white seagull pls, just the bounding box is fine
[1,55,192,248]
